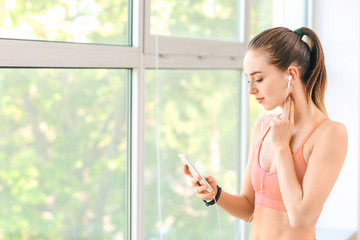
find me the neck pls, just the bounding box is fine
[281,84,320,127]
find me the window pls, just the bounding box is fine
[0,69,128,239]
[145,70,241,239]
[0,0,311,239]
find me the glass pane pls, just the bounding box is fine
[145,70,241,239]
[0,69,128,239]
[250,0,307,38]
[151,0,240,42]
[0,0,129,45]
[250,0,274,38]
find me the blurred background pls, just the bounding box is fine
[0,0,358,239]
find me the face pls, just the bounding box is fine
[243,50,289,111]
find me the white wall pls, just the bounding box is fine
[313,0,360,237]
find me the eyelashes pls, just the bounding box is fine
[247,79,263,84]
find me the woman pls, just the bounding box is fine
[183,27,348,240]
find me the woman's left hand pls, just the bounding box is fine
[270,95,294,149]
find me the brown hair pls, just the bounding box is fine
[248,27,327,116]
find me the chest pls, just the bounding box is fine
[258,129,316,173]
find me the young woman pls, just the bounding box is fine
[183,27,348,240]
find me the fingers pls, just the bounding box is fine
[283,95,291,120]
[193,184,211,194]
[190,175,217,200]
[194,183,216,200]
[191,175,201,187]
[196,192,215,201]
[183,168,217,201]
[183,165,193,178]
[270,115,280,127]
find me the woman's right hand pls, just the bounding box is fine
[183,164,218,201]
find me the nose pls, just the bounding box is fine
[248,83,258,95]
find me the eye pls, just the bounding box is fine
[247,79,263,84]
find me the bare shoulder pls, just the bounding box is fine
[319,120,348,142]
[315,119,348,158]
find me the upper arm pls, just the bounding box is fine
[301,121,348,217]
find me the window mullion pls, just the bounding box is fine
[131,0,145,239]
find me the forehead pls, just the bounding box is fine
[243,50,270,75]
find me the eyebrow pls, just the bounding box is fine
[249,71,262,76]
[244,71,262,79]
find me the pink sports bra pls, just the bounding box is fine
[251,117,329,211]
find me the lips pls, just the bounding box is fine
[256,97,264,103]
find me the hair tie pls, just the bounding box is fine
[294,28,304,38]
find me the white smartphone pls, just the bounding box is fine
[178,153,213,193]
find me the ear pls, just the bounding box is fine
[287,66,300,86]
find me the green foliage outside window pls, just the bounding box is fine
[0,0,128,44]
[0,69,127,239]
[151,0,239,41]
[145,70,241,239]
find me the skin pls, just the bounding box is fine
[183,49,348,240]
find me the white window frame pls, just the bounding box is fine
[0,0,312,239]
[143,0,248,69]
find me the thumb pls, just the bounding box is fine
[205,176,217,188]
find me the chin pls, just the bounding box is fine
[260,100,284,112]
[262,104,278,111]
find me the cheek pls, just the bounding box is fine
[263,83,278,97]
[264,84,285,104]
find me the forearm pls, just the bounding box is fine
[216,190,254,222]
[275,146,307,225]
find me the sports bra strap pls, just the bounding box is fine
[298,117,329,151]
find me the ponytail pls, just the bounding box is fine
[300,27,327,116]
